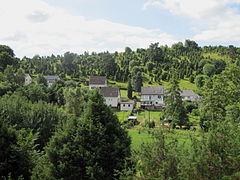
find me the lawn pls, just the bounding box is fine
[128,129,153,149]
[108,80,128,88]
[114,110,162,123]
[202,52,231,62]
[128,128,201,150]
[120,89,140,100]
[161,79,197,91]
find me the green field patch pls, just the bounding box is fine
[115,109,162,123]
[202,52,231,62]
[128,129,153,149]
[129,128,201,150]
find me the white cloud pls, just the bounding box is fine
[143,0,240,45]
[143,0,161,10]
[0,0,177,58]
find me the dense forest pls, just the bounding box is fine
[0,40,240,179]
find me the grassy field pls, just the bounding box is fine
[114,110,162,123]
[128,128,201,150]
[108,80,128,88]
[120,89,139,100]
[128,129,153,149]
[110,79,199,150]
[202,52,231,62]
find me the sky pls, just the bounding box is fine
[1,0,240,58]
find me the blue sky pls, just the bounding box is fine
[1,0,240,57]
[43,0,196,39]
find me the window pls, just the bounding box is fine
[123,104,125,107]
[158,95,161,99]
[156,102,158,104]
[128,104,130,107]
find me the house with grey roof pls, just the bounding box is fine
[181,90,199,102]
[100,87,120,108]
[44,75,60,87]
[89,76,107,90]
[140,86,164,108]
[120,100,135,111]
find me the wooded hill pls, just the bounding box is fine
[1,41,240,179]
[17,40,239,87]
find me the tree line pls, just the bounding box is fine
[0,42,240,179]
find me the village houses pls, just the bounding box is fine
[24,74,32,86]
[89,76,107,90]
[88,76,199,110]
[140,86,164,109]
[120,100,134,111]
[100,87,120,108]
[181,89,199,102]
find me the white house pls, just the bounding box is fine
[120,100,134,111]
[24,74,32,86]
[44,75,60,87]
[181,90,199,102]
[100,87,120,108]
[140,86,164,108]
[89,76,107,90]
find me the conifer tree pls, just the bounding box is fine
[135,72,143,92]
[127,78,132,99]
[33,90,131,179]
[163,70,189,127]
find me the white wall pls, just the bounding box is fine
[104,97,119,108]
[141,94,164,106]
[89,84,107,90]
[120,103,134,111]
[182,96,196,102]
[24,76,32,86]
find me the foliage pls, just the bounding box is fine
[134,72,143,92]
[0,95,67,149]
[64,87,88,117]
[0,50,18,71]
[195,74,208,88]
[163,70,189,126]
[36,74,48,86]
[200,65,240,126]
[142,120,155,128]
[34,90,131,179]
[127,78,133,99]
[203,63,216,76]
[15,84,49,103]
[0,121,38,179]
[134,130,180,179]
[134,119,240,180]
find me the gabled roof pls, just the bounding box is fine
[89,76,107,85]
[181,90,197,97]
[43,75,60,81]
[141,86,164,95]
[100,87,119,97]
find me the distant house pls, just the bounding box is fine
[140,86,164,108]
[181,90,199,102]
[89,76,107,90]
[120,100,134,111]
[24,74,32,86]
[100,87,120,108]
[44,75,60,87]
